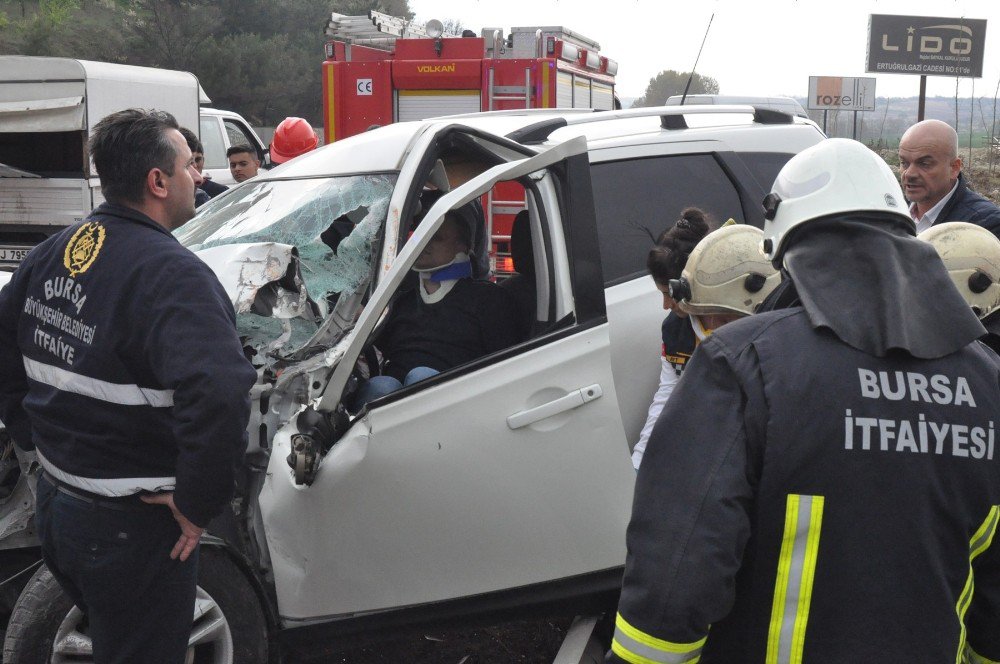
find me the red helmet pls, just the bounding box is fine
[270,117,318,164]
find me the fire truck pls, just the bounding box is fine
[321,10,619,274]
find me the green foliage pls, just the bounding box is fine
[0,0,413,124]
[0,0,81,54]
[633,70,720,108]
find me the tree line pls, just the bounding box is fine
[1,4,731,129]
[0,0,412,126]
[631,70,719,108]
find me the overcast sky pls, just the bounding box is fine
[407,0,1000,102]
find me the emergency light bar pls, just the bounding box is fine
[559,42,579,63]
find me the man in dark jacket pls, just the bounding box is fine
[899,119,1000,237]
[0,109,257,662]
[609,139,1000,663]
[353,205,519,407]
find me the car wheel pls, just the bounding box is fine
[2,548,268,664]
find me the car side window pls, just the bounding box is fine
[737,151,797,194]
[199,117,227,170]
[589,154,744,285]
[224,119,261,160]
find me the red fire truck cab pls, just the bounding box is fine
[321,12,619,273]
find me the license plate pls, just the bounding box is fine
[0,246,32,264]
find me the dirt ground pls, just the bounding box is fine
[955,148,1000,205]
[296,617,576,663]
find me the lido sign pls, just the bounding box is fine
[866,14,986,78]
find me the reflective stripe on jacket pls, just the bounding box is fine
[0,203,257,525]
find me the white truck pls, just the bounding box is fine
[0,105,824,662]
[0,56,267,270]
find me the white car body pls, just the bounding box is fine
[0,106,825,659]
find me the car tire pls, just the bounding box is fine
[2,548,269,664]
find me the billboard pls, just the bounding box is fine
[808,77,876,111]
[866,14,986,78]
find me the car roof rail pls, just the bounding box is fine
[750,107,794,124]
[505,104,797,143]
[660,106,794,130]
[506,118,570,144]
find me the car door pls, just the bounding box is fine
[199,114,231,185]
[259,133,637,623]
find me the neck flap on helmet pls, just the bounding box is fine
[783,215,985,359]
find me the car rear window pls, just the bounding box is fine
[590,154,744,285]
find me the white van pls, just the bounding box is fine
[0,56,266,267]
[199,107,268,185]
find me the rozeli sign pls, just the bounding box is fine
[866,14,987,78]
[807,77,876,111]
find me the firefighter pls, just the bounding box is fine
[632,221,779,469]
[269,116,319,165]
[609,138,1000,663]
[920,221,1000,354]
[0,109,257,662]
[668,223,779,338]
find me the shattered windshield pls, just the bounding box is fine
[174,174,395,365]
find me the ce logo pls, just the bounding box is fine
[357,79,373,95]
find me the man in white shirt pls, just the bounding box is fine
[898,119,1000,236]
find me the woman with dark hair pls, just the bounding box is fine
[632,216,781,470]
[631,207,710,469]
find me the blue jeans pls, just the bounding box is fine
[35,474,198,664]
[353,366,440,408]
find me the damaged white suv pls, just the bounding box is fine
[0,106,824,662]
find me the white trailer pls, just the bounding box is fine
[0,56,265,268]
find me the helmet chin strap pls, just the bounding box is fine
[689,314,712,340]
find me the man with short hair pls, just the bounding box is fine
[227,145,260,183]
[0,108,257,662]
[179,127,227,202]
[898,118,1000,236]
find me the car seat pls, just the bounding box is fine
[499,210,536,339]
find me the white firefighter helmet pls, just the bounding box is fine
[668,224,780,316]
[761,138,911,266]
[918,221,1000,320]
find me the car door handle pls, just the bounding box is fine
[507,384,604,430]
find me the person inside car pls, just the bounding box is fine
[352,203,519,408]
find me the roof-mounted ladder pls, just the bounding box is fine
[325,10,458,50]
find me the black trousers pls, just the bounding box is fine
[35,474,199,664]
